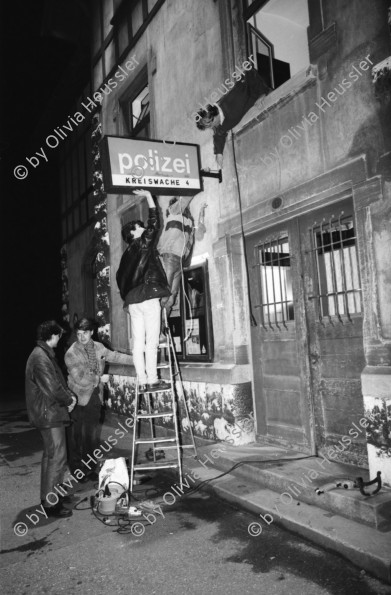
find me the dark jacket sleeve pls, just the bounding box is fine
[143,208,159,243]
[213,127,228,155]
[33,358,73,407]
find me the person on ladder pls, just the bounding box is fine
[116,189,171,393]
[158,196,195,334]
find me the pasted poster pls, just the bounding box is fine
[185,318,201,355]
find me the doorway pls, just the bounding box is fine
[246,198,365,456]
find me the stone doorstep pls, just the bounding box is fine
[189,468,391,585]
[191,445,391,532]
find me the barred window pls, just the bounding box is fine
[310,215,361,322]
[254,237,294,329]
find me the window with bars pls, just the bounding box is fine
[310,215,362,322]
[254,237,294,329]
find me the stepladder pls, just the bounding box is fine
[129,310,197,492]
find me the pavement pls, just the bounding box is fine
[99,409,391,585]
[1,391,391,586]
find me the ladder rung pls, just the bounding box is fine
[136,412,174,419]
[133,462,179,470]
[135,437,177,444]
[130,323,197,490]
[162,444,195,450]
[140,386,172,393]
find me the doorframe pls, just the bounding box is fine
[245,218,317,454]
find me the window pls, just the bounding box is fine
[244,0,310,90]
[60,125,94,241]
[167,262,213,362]
[310,215,362,322]
[254,237,294,329]
[131,84,150,137]
[110,0,164,67]
[122,80,150,138]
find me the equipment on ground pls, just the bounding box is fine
[315,471,382,496]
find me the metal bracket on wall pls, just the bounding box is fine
[200,168,222,183]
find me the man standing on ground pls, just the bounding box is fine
[65,317,130,479]
[25,320,77,518]
[116,189,170,392]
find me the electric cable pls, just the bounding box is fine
[72,454,319,533]
[230,132,257,327]
[179,195,195,342]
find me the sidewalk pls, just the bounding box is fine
[2,398,390,585]
[101,409,391,584]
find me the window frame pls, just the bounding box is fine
[247,22,276,89]
[168,261,214,363]
[243,0,309,91]
[120,68,150,138]
[309,214,362,324]
[254,234,295,330]
[59,123,95,242]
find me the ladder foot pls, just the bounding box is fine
[130,322,197,491]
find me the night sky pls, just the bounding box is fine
[1,0,90,390]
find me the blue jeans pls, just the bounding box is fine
[160,253,182,318]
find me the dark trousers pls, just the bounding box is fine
[40,426,67,506]
[67,388,103,474]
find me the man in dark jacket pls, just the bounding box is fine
[25,320,77,518]
[196,68,270,169]
[116,189,170,392]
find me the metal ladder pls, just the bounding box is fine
[129,310,197,492]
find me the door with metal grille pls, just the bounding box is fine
[246,220,313,451]
[300,199,365,457]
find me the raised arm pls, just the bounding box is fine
[133,189,155,208]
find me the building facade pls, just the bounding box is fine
[61,0,391,484]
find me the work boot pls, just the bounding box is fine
[43,503,73,518]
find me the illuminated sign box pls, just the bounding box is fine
[100,136,203,196]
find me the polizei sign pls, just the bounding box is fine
[100,136,203,196]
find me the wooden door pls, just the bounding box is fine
[299,199,366,459]
[246,220,314,452]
